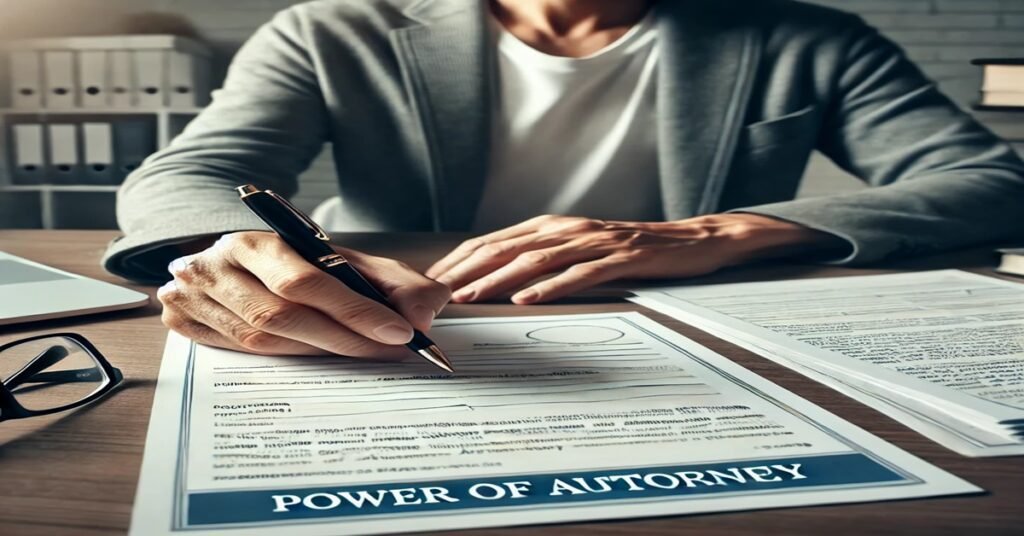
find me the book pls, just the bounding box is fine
[997,248,1024,278]
[979,91,1024,108]
[972,59,1024,110]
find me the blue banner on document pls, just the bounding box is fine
[187,453,905,526]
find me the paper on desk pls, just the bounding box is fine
[631,270,1024,457]
[130,313,978,536]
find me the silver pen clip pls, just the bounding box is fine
[265,190,331,242]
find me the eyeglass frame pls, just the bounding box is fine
[0,332,124,422]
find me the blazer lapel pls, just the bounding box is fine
[655,0,762,219]
[390,0,492,231]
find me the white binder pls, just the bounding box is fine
[168,51,200,107]
[43,51,77,108]
[10,51,43,108]
[12,124,45,184]
[133,50,166,107]
[47,124,80,184]
[78,50,109,108]
[82,123,116,185]
[108,50,135,107]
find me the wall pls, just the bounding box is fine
[1,0,1023,211]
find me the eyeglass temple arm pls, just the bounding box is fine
[4,346,75,390]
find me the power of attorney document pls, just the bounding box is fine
[631,270,1024,457]
[130,312,978,535]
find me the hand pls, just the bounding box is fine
[427,214,843,304]
[157,231,452,357]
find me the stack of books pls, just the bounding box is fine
[973,58,1024,109]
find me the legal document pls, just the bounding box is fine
[632,270,1024,457]
[131,313,977,535]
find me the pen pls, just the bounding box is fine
[235,184,454,372]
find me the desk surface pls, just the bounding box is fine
[0,230,1021,536]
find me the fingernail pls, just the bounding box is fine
[513,289,539,304]
[167,258,185,274]
[453,288,476,302]
[374,323,413,344]
[157,281,177,296]
[411,304,436,326]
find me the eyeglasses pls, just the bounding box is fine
[0,333,123,422]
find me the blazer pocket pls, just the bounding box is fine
[741,104,819,151]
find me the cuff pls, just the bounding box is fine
[102,211,268,283]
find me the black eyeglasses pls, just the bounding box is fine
[0,333,123,422]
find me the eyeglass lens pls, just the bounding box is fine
[1,336,109,411]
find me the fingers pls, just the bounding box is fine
[425,215,556,279]
[432,233,567,294]
[511,257,633,305]
[451,242,606,303]
[193,262,411,359]
[342,250,452,333]
[219,234,416,346]
[158,281,324,356]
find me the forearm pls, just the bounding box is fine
[637,213,852,265]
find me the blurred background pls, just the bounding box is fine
[0,0,1022,230]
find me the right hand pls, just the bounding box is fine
[157,231,452,358]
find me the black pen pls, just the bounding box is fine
[236,184,454,372]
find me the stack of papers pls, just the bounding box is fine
[131,313,976,535]
[631,270,1024,457]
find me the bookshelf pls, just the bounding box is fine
[0,34,212,229]
[0,107,202,229]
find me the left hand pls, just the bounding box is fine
[426,213,843,304]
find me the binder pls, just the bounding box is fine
[10,51,43,108]
[167,51,195,107]
[78,50,109,108]
[43,51,77,108]
[47,124,81,185]
[133,50,166,107]
[113,120,157,181]
[11,124,45,185]
[109,50,134,107]
[82,123,116,185]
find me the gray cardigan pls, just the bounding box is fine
[105,0,1024,282]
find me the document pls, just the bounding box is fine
[131,313,977,535]
[631,270,1024,457]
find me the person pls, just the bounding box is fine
[106,0,1024,358]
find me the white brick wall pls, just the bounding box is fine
[2,0,1022,210]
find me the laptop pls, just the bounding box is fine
[0,251,149,326]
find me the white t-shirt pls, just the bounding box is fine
[472,13,661,232]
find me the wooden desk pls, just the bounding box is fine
[0,230,1020,536]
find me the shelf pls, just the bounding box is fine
[0,184,120,192]
[972,105,1024,113]
[0,107,204,115]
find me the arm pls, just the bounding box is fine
[426,16,1024,304]
[736,16,1024,264]
[103,8,330,283]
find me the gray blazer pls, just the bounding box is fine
[105,0,1024,282]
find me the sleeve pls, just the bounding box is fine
[734,16,1024,265]
[102,7,330,283]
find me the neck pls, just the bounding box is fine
[490,0,653,38]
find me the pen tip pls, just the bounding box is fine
[418,345,455,373]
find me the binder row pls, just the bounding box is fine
[9,120,157,185]
[6,35,213,109]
